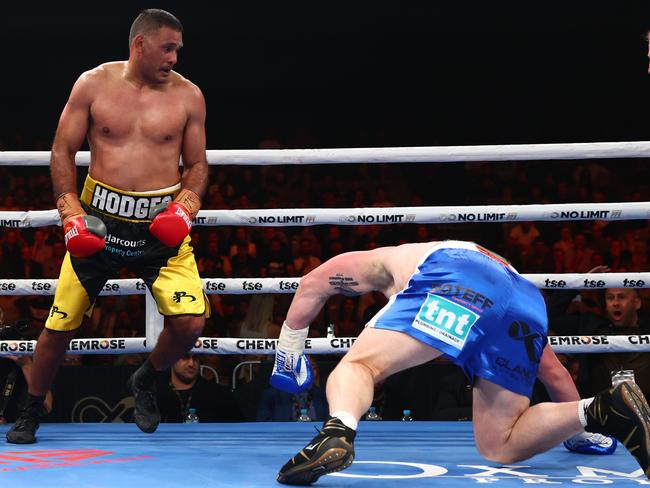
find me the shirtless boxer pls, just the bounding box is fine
[271,241,650,484]
[6,9,208,443]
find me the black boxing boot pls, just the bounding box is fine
[127,359,160,434]
[277,417,356,485]
[585,381,650,478]
[6,395,47,444]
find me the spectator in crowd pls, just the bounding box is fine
[0,356,53,424]
[573,233,595,273]
[260,237,294,278]
[157,353,242,423]
[229,227,257,259]
[30,229,53,269]
[17,245,42,279]
[256,359,327,422]
[42,241,66,279]
[293,237,322,276]
[231,241,260,278]
[522,239,554,273]
[553,225,576,271]
[431,363,473,421]
[199,238,232,278]
[605,239,632,271]
[2,230,26,278]
[548,268,650,398]
[0,309,52,423]
[508,222,541,255]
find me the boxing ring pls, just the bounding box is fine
[0,142,649,486]
[0,423,647,487]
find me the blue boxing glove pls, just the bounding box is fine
[270,350,313,394]
[270,321,313,394]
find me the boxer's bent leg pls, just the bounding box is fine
[535,345,617,455]
[278,327,443,484]
[7,253,99,444]
[537,344,579,402]
[146,238,207,369]
[29,329,78,396]
[472,377,583,463]
[327,327,443,421]
[31,252,98,396]
[149,314,204,370]
[129,238,206,433]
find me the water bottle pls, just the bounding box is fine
[401,409,414,421]
[185,408,199,424]
[365,406,381,421]
[298,408,311,422]
[326,324,335,338]
[611,370,635,387]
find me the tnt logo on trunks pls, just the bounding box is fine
[412,294,479,348]
[91,184,173,220]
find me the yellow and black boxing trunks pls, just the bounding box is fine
[46,175,208,332]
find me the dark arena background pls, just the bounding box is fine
[1,2,650,486]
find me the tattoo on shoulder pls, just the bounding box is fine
[329,274,361,296]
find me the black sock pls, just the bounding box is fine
[584,388,613,435]
[25,394,46,415]
[27,394,45,406]
[135,359,157,387]
[322,416,356,443]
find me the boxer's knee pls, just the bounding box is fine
[166,314,205,340]
[339,355,385,383]
[475,438,522,464]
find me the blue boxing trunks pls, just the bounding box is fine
[368,241,548,397]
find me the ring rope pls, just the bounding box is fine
[0,273,647,297]
[0,201,647,228]
[1,334,649,357]
[3,141,650,166]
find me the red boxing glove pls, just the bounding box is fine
[149,201,193,247]
[64,215,107,258]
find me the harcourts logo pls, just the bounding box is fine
[412,294,478,348]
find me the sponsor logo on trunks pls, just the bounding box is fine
[412,294,478,348]
[90,184,173,219]
[105,234,146,248]
[508,321,541,362]
[495,356,535,381]
[172,291,196,303]
[430,283,493,311]
[49,306,68,319]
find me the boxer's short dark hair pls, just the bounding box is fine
[129,9,183,46]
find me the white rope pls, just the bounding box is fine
[1,334,648,356]
[1,202,647,228]
[0,273,647,297]
[3,141,650,166]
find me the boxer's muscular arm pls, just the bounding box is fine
[285,248,394,329]
[51,72,94,201]
[179,83,208,207]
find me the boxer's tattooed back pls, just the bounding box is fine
[329,274,361,296]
